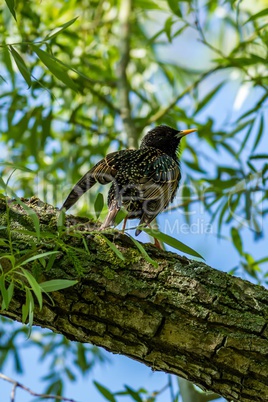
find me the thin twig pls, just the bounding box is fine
[147,66,221,124]
[11,383,16,402]
[163,192,215,213]
[0,373,79,402]
[164,186,266,213]
[192,3,268,96]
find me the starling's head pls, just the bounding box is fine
[140,125,197,158]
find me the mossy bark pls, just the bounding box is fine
[0,197,268,401]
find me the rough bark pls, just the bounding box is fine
[0,197,268,402]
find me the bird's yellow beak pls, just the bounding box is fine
[178,128,197,137]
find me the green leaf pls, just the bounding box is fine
[244,8,268,24]
[0,275,8,310]
[129,236,158,268]
[22,287,34,322]
[238,120,254,154]
[217,199,229,235]
[100,235,125,261]
[245,191,251,222]
[94,381,117,402]
[82,237,90,255]
[0,254,15,268]
[249,154,268,160]
[167,0,182,17]
[134,0,162,10]
[184,160,206,174]
[0,239,9,248]
[220,142,239,160]
[0,162,34,173]
[9,46,31,88]
[46,247,59,271]
[231,227,243,254]
[31,45,78,91]
[0,74,7,84]
[40,279,78,292]
[242,253,261,279]
[23,288,34,337]
[18,251,59,266]
[76,343,88,373]
[230,57,256,66]
[226,193,241,224]
[0,278,14,310]
[21,268,43,310]
[237,106,258,122]
[15,229,55,238]
[4,0,17,21]
[207,178,240,190]
[7,281,14,308]
[253,257,268,267]
[124,386,143,402]
[252,114,264,152]
[22,288,30,323]
[114,209,128,226]
[249,53,267,64]
[0,176,7,190]
[231,118,255,136]
[94,193,104,219]
[181,184,191,224]
[247,160,257,173]
[252,215,261,235]
[196,82,224,113]
[57,208,66,235]
[45,17,79,40]
[11,197,40,240]
[2,48,15,87]
[164,16,174,42]
[142,228,204,260]
[65,367,76,381]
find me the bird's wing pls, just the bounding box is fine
[139,153,180,201]
[61,150,131,211]
[136,153,181,234]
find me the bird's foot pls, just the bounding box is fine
[154,237,163,249]
[121,217,127,233]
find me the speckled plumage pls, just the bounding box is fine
[61,125,196,235]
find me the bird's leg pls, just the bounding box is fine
[121,217,128,233]
[153,237,163,249]
[148,224,163,249]
[100,205,120,231]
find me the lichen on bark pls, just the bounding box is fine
[1,197,268,402]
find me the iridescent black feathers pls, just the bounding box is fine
[61,125,196,235]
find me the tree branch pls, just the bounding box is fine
[0,373,78,402]
[191,7,268,96]
[0,198,268,402]
[147,67,221,124]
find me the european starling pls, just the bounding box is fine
[61,125,196,236]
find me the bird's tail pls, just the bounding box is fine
[135,213,154,236]
[61,171,97,211]
[61,153,119,211]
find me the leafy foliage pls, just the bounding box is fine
[0,173,79,335]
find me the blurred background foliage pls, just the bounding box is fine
[0,0,267,401]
